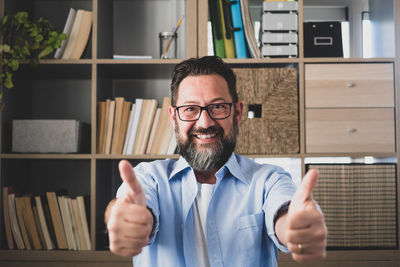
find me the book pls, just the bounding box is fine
[43,201,57,249]
[166,132,177,155]
[62,10,93,59]
[7,193,25,249]
[2,186,15,249]
[240,0,261,58]
[123,104,136,154]
[133,99,158,155]
[209,0,225,57]
[104,99,116,154]
[46,192,68,250]
[66,197,81,250]
[113,55,153,59]
[54,8,77,59]
[96,101,107,154]
[125,99,143,155]
[14,196,32,249]
[150,97,173,154]
[149,97,171,154]
[115,100,132,154]
[35,196,55,250]
[21,196,42,250]
[58,196,77,250]
[70,198,87,250]
[219,0,236,58]
[111,97,125,154]
[229,0,248,58]
[146,108,161,154]
[32,205,46,249]
[77,196,91,250]
[158,114,174,155]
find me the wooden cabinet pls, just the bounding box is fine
[305,63,396,153]
[305,63,395,108]
[306,108,395,153]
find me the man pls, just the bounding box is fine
[105,56,327,266]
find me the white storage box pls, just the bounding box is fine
[12,120,89,153]
[262,13,298,31]
[263,1,298,12]
[262,32,298,44]
[262,45,298,57]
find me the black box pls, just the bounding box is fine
[304,21,343,57]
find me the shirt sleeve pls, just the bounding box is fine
[263,170,297,253]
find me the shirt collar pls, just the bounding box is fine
[216,153,249,185]
[169,153,249,185]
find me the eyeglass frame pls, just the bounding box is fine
[174,102,235,122]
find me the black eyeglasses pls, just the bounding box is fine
[175,103,234,122]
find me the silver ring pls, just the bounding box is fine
[297,243,303,254]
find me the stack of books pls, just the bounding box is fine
[2,187,91,250]
[97,97,177,155]
[261,0,298,58]
[54,8,93,60]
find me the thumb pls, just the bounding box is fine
[292,169,319,205]
[287,169,319,229]
[118,160,147,207]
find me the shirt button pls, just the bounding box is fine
[214,255,218,262]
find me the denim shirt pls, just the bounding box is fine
[116,153,297,267]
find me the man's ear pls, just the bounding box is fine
[168,106,176,129]
[235,101,243,124]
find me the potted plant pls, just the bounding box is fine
[0,11,66,109]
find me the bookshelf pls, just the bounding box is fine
[0,0,399,266]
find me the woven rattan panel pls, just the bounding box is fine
[309,164,397,249]
[233,67,299,154]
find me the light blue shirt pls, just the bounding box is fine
[116,153,297,267]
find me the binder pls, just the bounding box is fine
[209,0,225,58]
[229,0,248,58]
[219,0,235,58]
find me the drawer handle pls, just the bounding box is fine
[346,83,355,87]
[348,128,357,133]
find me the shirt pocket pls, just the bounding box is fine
[236,213,264,230]
[235,213,264,267]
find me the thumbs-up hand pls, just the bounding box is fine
[107,160,154,257]
[286,169,327,263]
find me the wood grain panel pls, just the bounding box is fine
[306,108,395,153]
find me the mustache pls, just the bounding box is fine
[189,126,224,136]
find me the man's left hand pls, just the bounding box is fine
[286,169,327,263]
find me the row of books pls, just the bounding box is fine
[97,97,177,155]
[54,8,93,60]
[2,187,91,251]
[209,0,261,58]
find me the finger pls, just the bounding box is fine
[118,160,146,207]
[294,169,319,204]
[286,222,327,244]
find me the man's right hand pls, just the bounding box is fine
[106,160,154,257]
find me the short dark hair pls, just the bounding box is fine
[170,56,238,106]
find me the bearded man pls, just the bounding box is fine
[105,56,327,267]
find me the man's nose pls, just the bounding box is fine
[195,109,216,128]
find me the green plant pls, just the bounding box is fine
[0,11,66,102]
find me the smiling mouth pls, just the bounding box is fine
[193,133,217,139]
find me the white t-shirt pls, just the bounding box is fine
[194,182,215,267]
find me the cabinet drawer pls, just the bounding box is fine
[306,108,395,153]
[305,63,394,108]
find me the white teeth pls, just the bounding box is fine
[195,134,216,139]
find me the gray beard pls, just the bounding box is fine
[176,118,238,172]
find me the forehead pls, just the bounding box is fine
[176,74,232,104]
